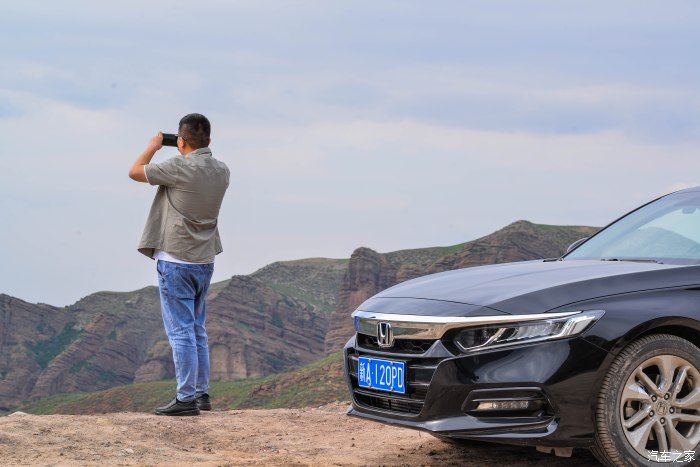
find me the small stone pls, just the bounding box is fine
[8,411,28,417]
[124,448,134,454]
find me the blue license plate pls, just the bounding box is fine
[357,356,406,394]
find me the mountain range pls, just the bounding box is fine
[0,220,597,413]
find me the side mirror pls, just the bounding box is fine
[566,237,588,253]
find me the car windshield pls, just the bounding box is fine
[565,191,700,265]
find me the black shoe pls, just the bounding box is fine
[196,393,212,411]
[154,398,200,416]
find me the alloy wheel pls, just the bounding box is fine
[620,354,700,458]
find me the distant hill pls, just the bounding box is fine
[250,258,348,313]
[0,220,597,413]
[0,259,344,411]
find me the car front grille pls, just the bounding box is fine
[356,334,436,354]
[347,347,439,416]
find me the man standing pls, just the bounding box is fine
[129,114,229,416]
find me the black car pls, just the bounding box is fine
[344,188,700,466]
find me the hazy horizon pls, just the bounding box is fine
[2,1,699,305]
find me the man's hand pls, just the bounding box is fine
[128,132,165,183]
[146,132,164,153]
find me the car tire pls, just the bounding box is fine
[592,334,700,466]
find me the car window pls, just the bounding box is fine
[566,192,700,264]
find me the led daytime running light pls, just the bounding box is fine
[454,310,604,352]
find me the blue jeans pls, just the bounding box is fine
[157,260,214,402]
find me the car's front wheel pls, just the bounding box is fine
[593,334,700,466]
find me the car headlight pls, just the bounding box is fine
[453,310,604,352]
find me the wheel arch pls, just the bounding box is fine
[608,316,700,357]
[634,323,700,348]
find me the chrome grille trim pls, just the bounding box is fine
[352,310,581,340]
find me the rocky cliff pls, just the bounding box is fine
[0,295,75,409]
[135,275,327,383]
[0,259,343,410]
[28,288,164,400]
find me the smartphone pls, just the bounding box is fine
[162,133,178,147]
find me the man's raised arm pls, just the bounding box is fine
[128,132,163,183]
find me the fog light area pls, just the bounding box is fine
[475,400,534,411]
[473,399,543,412]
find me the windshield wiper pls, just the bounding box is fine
[600,258,662,264]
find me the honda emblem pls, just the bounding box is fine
[376,322,394,348]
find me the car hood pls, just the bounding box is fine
[358,259,700,316]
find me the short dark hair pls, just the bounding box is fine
[178,113,211,149]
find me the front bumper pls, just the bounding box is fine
[344,334,610,447]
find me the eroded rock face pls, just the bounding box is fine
[205,276,328,378]
[0,295,74,409]
[133,340,175,382]
[135,275,329,383]
[28,288,164,401]
[2,276,330,408]
[324,248,397,352]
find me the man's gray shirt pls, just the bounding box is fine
[138,147,230,262]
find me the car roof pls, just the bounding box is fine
[671,186,700,194]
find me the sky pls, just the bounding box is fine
[1,1,699,306]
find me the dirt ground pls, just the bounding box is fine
[0,403,599,466]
